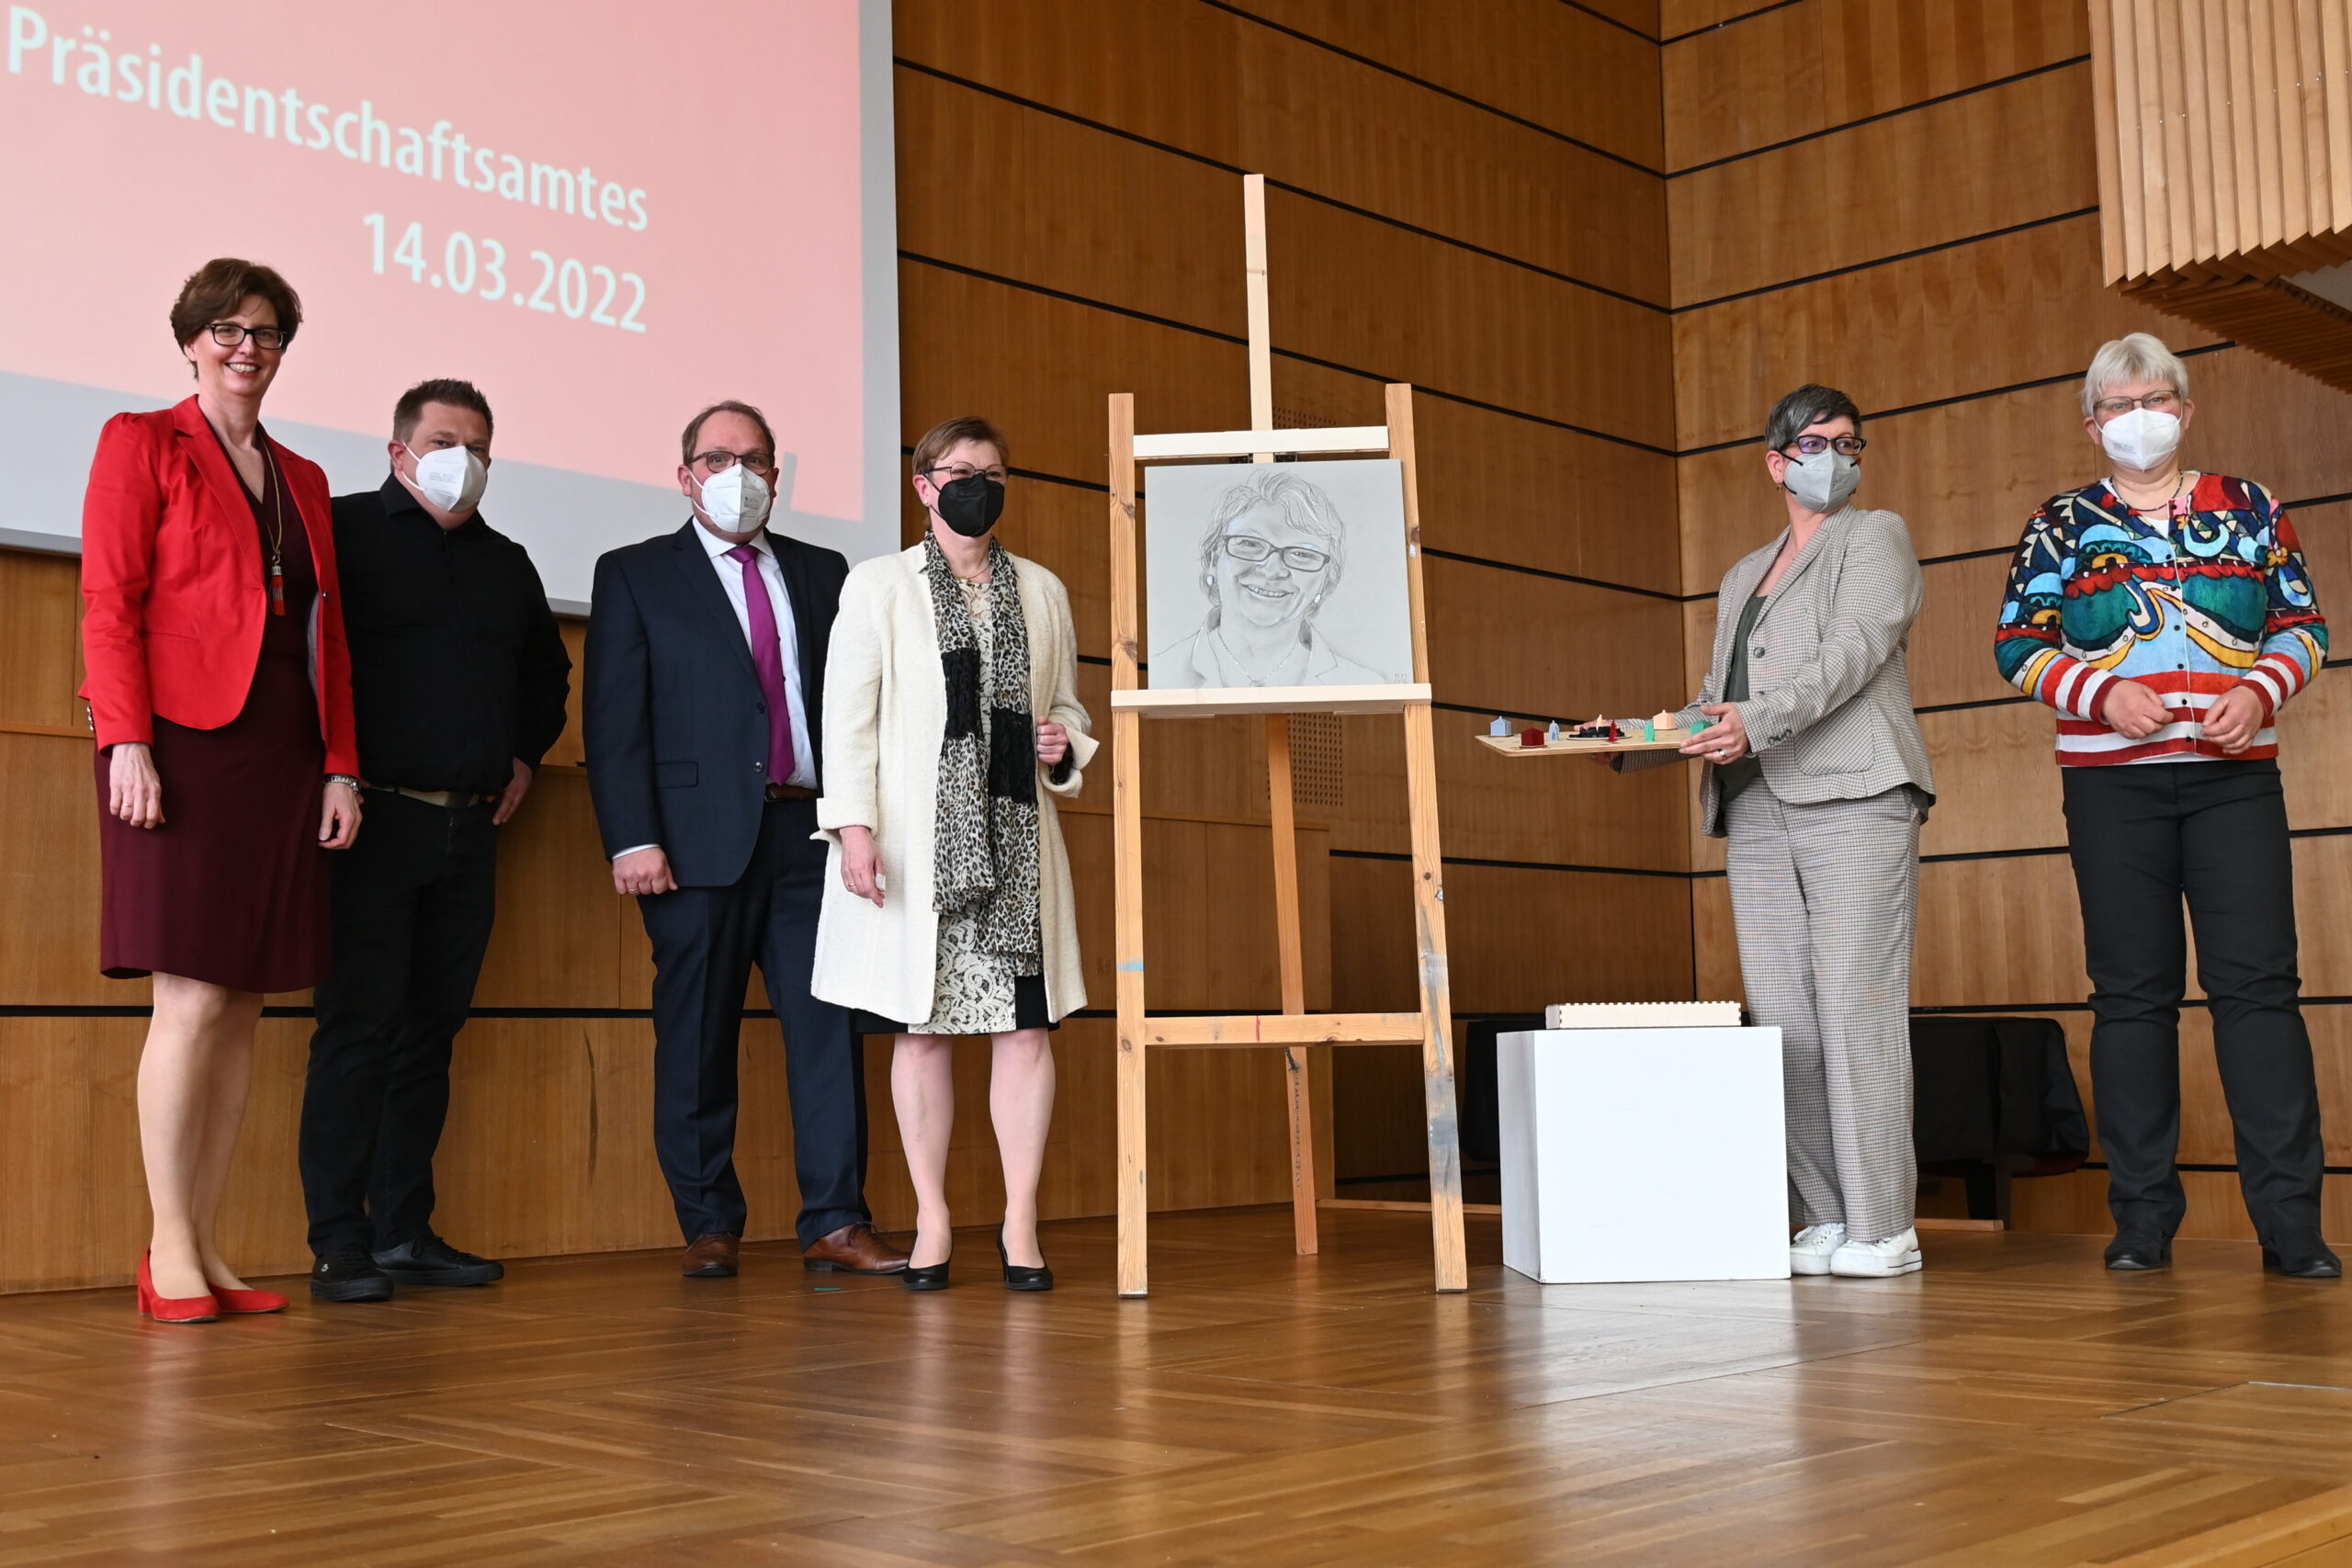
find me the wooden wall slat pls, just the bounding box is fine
[1662,0,2091,173]
[895,68,1244,339]
[0,1010,1319,1292]
[1672,216,2224,452]
[896,0,1670,301]
[1220,0,1667,167]
[1667,64,2099,307]
[1332,856,1695,1013]
[1267,190,1674,447]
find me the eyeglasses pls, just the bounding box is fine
[691,447,776,474]
[2092,390,2180,419]
[1784,434,1866,457]
[923,462,1009,485]
[1221,535,1331,572]
[207,321,288,350]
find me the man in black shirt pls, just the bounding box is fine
[302,378,572,1303]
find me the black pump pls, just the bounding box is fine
[998,1229,1053,1292]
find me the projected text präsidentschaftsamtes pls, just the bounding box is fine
[6,6,653,231]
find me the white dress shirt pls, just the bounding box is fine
[611,520,818,862]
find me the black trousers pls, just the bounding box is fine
[639,795,870,1247]
[2062,760,2325,1243]
[300,792,499,1254]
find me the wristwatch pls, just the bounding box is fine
[325,773,363,792]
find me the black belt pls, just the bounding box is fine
[765,783,819,801]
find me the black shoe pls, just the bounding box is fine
[2264,1235,2342,1279]
[2105,1231,2172,1271]
[998,1230,1054,1292]
[374,1235,504,1288]
[901,1247,953,1292]
[311,1245,394,1303]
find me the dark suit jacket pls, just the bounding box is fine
[584,521,848,888]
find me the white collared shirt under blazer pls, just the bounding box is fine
[811,545,1097,1026]
[1634,504,1934,830]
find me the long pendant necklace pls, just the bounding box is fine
[261,448,287,616]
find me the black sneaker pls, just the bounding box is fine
[374,1235,504,1287]
[311,1245,395,1303]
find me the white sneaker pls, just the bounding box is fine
[1790,1223,1847,1275]
[1829,1227,1923,1278]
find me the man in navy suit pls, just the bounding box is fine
[584,400,906,1278]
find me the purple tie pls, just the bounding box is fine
[726,545,797,785]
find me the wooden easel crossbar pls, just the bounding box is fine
[1104,175,1467,1298]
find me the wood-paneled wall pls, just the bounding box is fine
[1667,0,2352,1241]
[0,0,1683,1290]
[32,0,2335,1281]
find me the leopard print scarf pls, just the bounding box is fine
[922,535,1042,972]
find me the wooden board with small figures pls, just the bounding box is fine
[1476,727,1696,757]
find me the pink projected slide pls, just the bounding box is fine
[0,0,899,604]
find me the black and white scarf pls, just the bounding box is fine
[922,535,1042,972]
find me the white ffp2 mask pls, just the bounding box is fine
[2099,407,2183,473]
[698,465,773,532]
[405,445,489,514]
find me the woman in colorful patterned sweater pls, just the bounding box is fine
[1995,332,2335,1278]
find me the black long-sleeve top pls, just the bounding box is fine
[332,476,572,795]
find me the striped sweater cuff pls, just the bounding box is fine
[2240,654,2310,720]
[2036,659,2118,723]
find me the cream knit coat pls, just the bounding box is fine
[811,545,1096,1025]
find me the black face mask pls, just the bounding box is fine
[936,474,1006,537]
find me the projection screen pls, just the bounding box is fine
[0,0,899,608]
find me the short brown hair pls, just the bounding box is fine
[393,378,494,445]
[912,416,1009,477]
[170,258,301,355]
[680,400,775,465]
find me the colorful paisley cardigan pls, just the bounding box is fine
[1994,475,2327,766]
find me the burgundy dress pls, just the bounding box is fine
[95,439,330,992]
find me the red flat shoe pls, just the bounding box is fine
[136,1253,219,1325]
[211,1286,289,1314]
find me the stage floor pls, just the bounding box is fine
[5,1209,2352,1565]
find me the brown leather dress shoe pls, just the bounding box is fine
[682,1233,740,1278]
[803,1223,910,1274]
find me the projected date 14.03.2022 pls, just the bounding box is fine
[362,215,647,333]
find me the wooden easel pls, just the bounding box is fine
[1107,175,1467,1297]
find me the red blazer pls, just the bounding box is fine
[79,396,359,776]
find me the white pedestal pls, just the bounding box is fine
[1498,1027,1789,1283]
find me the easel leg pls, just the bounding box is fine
[1114,705,1148,1297]
[1403,701,1468,1293]
[1265,716,1318,1257]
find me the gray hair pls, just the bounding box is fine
[1196,468,1348,627]
[2082,333,2190,417]
[1764,384,1863,451]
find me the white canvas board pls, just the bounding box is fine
[1144,458,1415,690]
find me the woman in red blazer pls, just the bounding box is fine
[82,258,363,1324]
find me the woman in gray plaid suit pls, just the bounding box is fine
[1620,384,1934,1279]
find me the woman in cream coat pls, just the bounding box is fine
[814,416,1094,1292]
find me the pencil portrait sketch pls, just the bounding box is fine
[1146,460,1415,690]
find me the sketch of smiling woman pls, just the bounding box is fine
[1153,468,1408,688]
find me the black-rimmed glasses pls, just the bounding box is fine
[1785,434,1866,457]
[208,322,288,350]
[1222,535,1331,572]
[923,462,1010,485]
[691,448,777,474]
